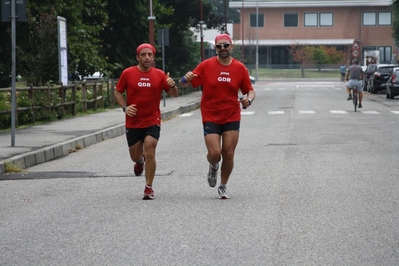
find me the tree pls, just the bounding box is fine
[1,0,109,85]
[0,0,227,85]
[323,46,345,65]
[392,0,399,46]
[17,8,59,85]
[288,44,314,78]
[101,0,150,77]
[312,46,328,71]
[312,46,345,71]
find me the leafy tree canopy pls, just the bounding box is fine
[0,0,234,84]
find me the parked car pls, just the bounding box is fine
[250,75,255,84]
[386,67,399,99]
[361,65,367,73]
[368,65,396,94]
[83,71,104,81]
[363,64,377,91]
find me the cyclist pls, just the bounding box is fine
[339,63,346,82]
[345,59,364,108]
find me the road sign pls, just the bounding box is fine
[57,16,68,86]
[1,0,27,22]
[157,29,169,46]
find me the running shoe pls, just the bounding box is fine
[207,163,219,188]
[134,155,145,176]
[358,103,363,108]
[347,95,352,101]
[218,186,230,199]
[143,186,154,200]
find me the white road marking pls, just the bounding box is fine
[361,111,380,114]
[179,113,193,117]
[241,111,255,115]
[268,111,285,115]
[298,110,316,114]
[391,111,399,114]
[330,110,348,114]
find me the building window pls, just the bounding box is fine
[363,12,376,26]
[363,11,392,26]
[378,46,392,63]
[378,12,391,26]
[284,13,298,27]
[304,13,318,27]
[320,12,333,26]
[250,13,264,27]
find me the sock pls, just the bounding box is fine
[146,185,152,188]
[219,183,226,188]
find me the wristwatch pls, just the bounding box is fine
[122,106,127,113]
[248,98,252,106]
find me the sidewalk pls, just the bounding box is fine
[0,91,202,174]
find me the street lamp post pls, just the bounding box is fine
[224,0,228,33]
[148,0,155,46]
[256,1,259,81]
[200,0,204,61]
[241,0,245,63]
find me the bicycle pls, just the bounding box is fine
[352,87,358,112]
[346,81,359,112]
[340,73,345,83]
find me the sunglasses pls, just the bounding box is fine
[215,43,230,49]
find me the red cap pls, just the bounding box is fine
[215,34,232,44]
[136,43,156,55]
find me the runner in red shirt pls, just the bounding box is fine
[115,43,178,200]
[180,33,256,199]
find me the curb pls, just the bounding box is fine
[0,101,200,175]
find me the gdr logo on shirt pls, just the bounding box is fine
[138,77,151,87]
[218,72,231,82]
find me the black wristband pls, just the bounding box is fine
[122,106,127,113]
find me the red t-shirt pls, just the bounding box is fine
[191,57,254,124]
[116,66,170,128]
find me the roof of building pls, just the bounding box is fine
[234,39,355,46]
[230,0,392,8]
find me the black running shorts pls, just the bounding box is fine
[203,121,240,136]
[126,125,160,147]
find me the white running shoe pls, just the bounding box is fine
[218,186,230,199]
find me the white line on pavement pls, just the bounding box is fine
[361,111,380,114]
[268,111,285,114]
[330,110,348,114]
[298,110,316,114]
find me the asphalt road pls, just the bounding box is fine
[1,81,399,265]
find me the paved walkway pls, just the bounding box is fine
[0,91,202,174]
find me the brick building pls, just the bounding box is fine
[229,0,395,67]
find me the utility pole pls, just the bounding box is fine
[148,0,155,46]
[256,1,259,81]
[200,0,204,61]
[224,0,228,33]
[11,0,16,146]
[2,0,27,146]
[241,0,245,63]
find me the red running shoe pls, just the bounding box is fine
[143,186,154,200]
[134,156,145,176]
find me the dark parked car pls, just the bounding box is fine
[363,64,377,91]
[386,67,399,99]
[368,65,396,94]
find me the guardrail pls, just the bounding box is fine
[0,80,110,128]
[0,79,199,129]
